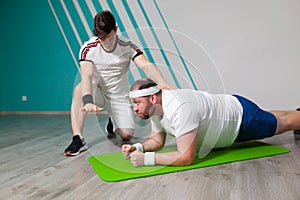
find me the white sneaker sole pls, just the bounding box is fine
[65,145,88,156]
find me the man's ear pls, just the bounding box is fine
[149,94,157,104]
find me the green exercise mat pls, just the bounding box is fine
[88,141,289,182]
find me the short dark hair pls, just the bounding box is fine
[130,78,158,90]
[93,10,116,38]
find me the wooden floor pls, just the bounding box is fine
[0,115,299,200]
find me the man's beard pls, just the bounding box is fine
[138,113,150,119]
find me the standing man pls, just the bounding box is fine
[65,11,171,156]
[122,78,300,167]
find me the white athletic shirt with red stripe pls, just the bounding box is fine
[79,35,143,96]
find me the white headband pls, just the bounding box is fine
[129,86,160,98]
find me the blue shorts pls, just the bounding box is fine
[233,95,277,142]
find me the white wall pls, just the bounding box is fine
[159,0,300,110]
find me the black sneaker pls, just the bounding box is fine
[294,108,300,135]
[65,135,87,156]
[106,117,118,145]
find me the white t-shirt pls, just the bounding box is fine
[78,35,142,130]
[151,89,243,149]
[79,35,143,97]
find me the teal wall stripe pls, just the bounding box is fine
[77,0,94,32]
[122,0,154,63]
[153,0,197,90]
[92,0,103,13]
[106,0,128,38]
[123,0,165,79]
[128,70,135,85]
[64,0,89,42]
[137,0,181,88]
[51,0,80,61]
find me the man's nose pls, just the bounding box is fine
[133,105,138,112]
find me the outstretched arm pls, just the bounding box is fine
[133,54,176,89]
[80,61,103,112]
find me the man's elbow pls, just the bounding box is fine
[175,156,194,166]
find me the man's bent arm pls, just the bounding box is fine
[155,128,198,166]
[142,131,166,152]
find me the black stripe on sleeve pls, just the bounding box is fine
[132,51,144,61]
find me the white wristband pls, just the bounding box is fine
[144,152,155,166]
[133,143,144,152]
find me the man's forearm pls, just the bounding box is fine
[134,55,170,87]
[155,151,194,166]
[143,65,169,87]
[81,75,93,96]
[142,137,164,152]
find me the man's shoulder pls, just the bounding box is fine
[162,89,199,109]
[82,36,99,47]
[79,37,100,60]
[117,34,130,42]
[117,35,140,49]
[162,90,182,109]
[163,89,193,97]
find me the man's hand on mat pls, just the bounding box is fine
[129,151,144,167]
[81,103,104,112]
[122,144,135,159]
